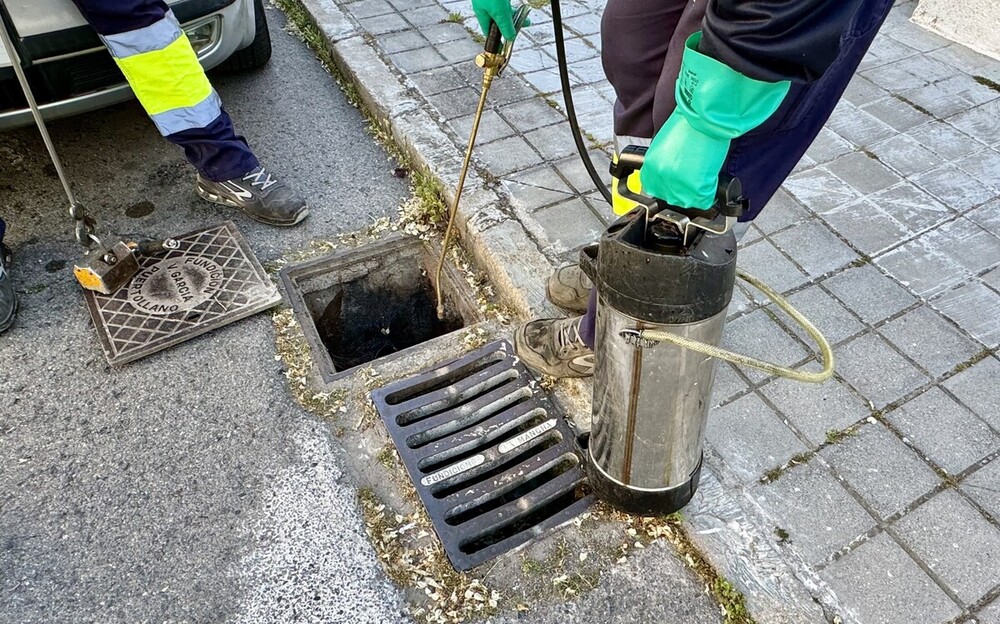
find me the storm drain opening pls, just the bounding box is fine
[371,340,594,571]
[280,234,481,382]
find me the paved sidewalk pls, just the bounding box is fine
[305,0,1000,621]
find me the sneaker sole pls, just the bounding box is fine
[196,184,310,228]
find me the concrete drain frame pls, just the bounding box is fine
[371,340,594,571]
[279,233,482,383]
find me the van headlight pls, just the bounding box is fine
[184,17,221,56]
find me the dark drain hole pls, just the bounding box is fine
[385,351,506,406]
[406,388,533,449]
[445,454,578,526]
[315,276,464,372]
[396,369,520,427]
[417,408,549,473]
[457,472,588,555]
[431,432,562,499]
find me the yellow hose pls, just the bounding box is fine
[637,269,835,384]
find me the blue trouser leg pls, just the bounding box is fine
[70,0,259,181]
[580,1,893,349]
[0,217,6,246]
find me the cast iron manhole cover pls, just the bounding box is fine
[82,221,281,365]
[371,340,593,571]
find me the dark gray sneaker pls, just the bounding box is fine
[514,315,595,378]
[546,264,592,314]
[0,244,17,335]
[196,166,309,227]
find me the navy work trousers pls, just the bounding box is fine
[579,0,894,348]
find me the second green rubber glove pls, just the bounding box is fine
[640,32,791,210]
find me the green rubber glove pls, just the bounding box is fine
[471,0,525,41]
[640,32,791,210]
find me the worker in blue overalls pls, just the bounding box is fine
[473,0,895,378]
[1,0,306,334]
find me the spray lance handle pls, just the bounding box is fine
[475,5,532,76]
[610,145,747,245]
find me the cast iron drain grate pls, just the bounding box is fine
[82,221,280,366]
[371,340,593,571]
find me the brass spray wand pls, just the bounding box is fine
[435,6,532,319]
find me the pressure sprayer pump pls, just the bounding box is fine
[581,148,835,515]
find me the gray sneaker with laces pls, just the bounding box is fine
[514,315,594,378]
[546,263,592,313]
[0,244,17,334]
[197,166,309,227]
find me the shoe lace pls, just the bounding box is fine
[556,319,585,355]
[242,167,277,191]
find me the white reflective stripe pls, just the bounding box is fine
[150,90,222,136]
[101,10,183,60]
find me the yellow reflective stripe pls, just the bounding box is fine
[611,152,645,216]
[114,34,212,116]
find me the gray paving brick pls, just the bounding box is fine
[949,100,1000,147]
[435,38,484,64]
[894,53,960,84]
[867,134,943,177]
[377,29,429,54]
[836,332,930,408]
[955,149,1000,194]
[401,5,449,26]
[895,489,1000,604]
[980,598,1000,624]
[711,362,749,408]
[407,66,467,97]
[884,20,951,53]
[929,44,1000,84]
[861,58,928,92]
[876,235,969,298]
[705,393,809,483]
[760,376,869,448]
[842,74,887,108]
[358,13,409,35]
[821,199,912,256]
[943,357,1000,430]
[823,423,940,519]
[826,104,898,148]
[912,164,998,212]
[552,152,611,195]
[426,87,491,119]
[727,283,756,317]
[450,108,516,144]
[521,68,563,94]
[967,199,1000,236]
[862,97,933,133]
[860,36,921,74]
[497,97,566,132]
[347,0,395,19]
[932,280,1000,348]
[963,460,1000,523]
[888,388,1000,475]
[503,164,575,211]
[897,83,976,120]
[822,264,917,324]
[418,21,468,44]
[777,285,865,347]
[388,46,448,72]
[923,217,1000,275]
[482,75,536,107]
[881,306,981,378]
[908,121,982,161]
[792,154,817,175]
[559,36,600,62]
[388,0,437,9]
[475,135,542,176]
[755,188,811,234]
[985,267,1000,292]
[531,198,605,255]
[935,74,1000,107]
[821,531,961,624]
[771,219,858,279]
[827,151,903,196]
[721,309,810,384]
[563,12,602,36]
[869,183,953,235]
[753,462,874,566]
[522,123,579,161]
[507,47,558,74]
[805,128,855,165]
[784,167,863,214]
[736,239,810,296]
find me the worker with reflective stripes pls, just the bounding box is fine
[473,0,895,378]
[76,0,309,228]
[1,0,308,334]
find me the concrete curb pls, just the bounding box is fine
[294,1,830,621]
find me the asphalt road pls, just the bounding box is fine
[0,6,411,623]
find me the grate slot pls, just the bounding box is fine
[417,406,549,473]
[405,385,533,449]
[384,350,507,406]
[457,466,588,555]
[370,340,593,570]
[444,453,578,526]
[396,366,518,426]
[430,431,562,499]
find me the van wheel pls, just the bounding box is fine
[217,0,272,71]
